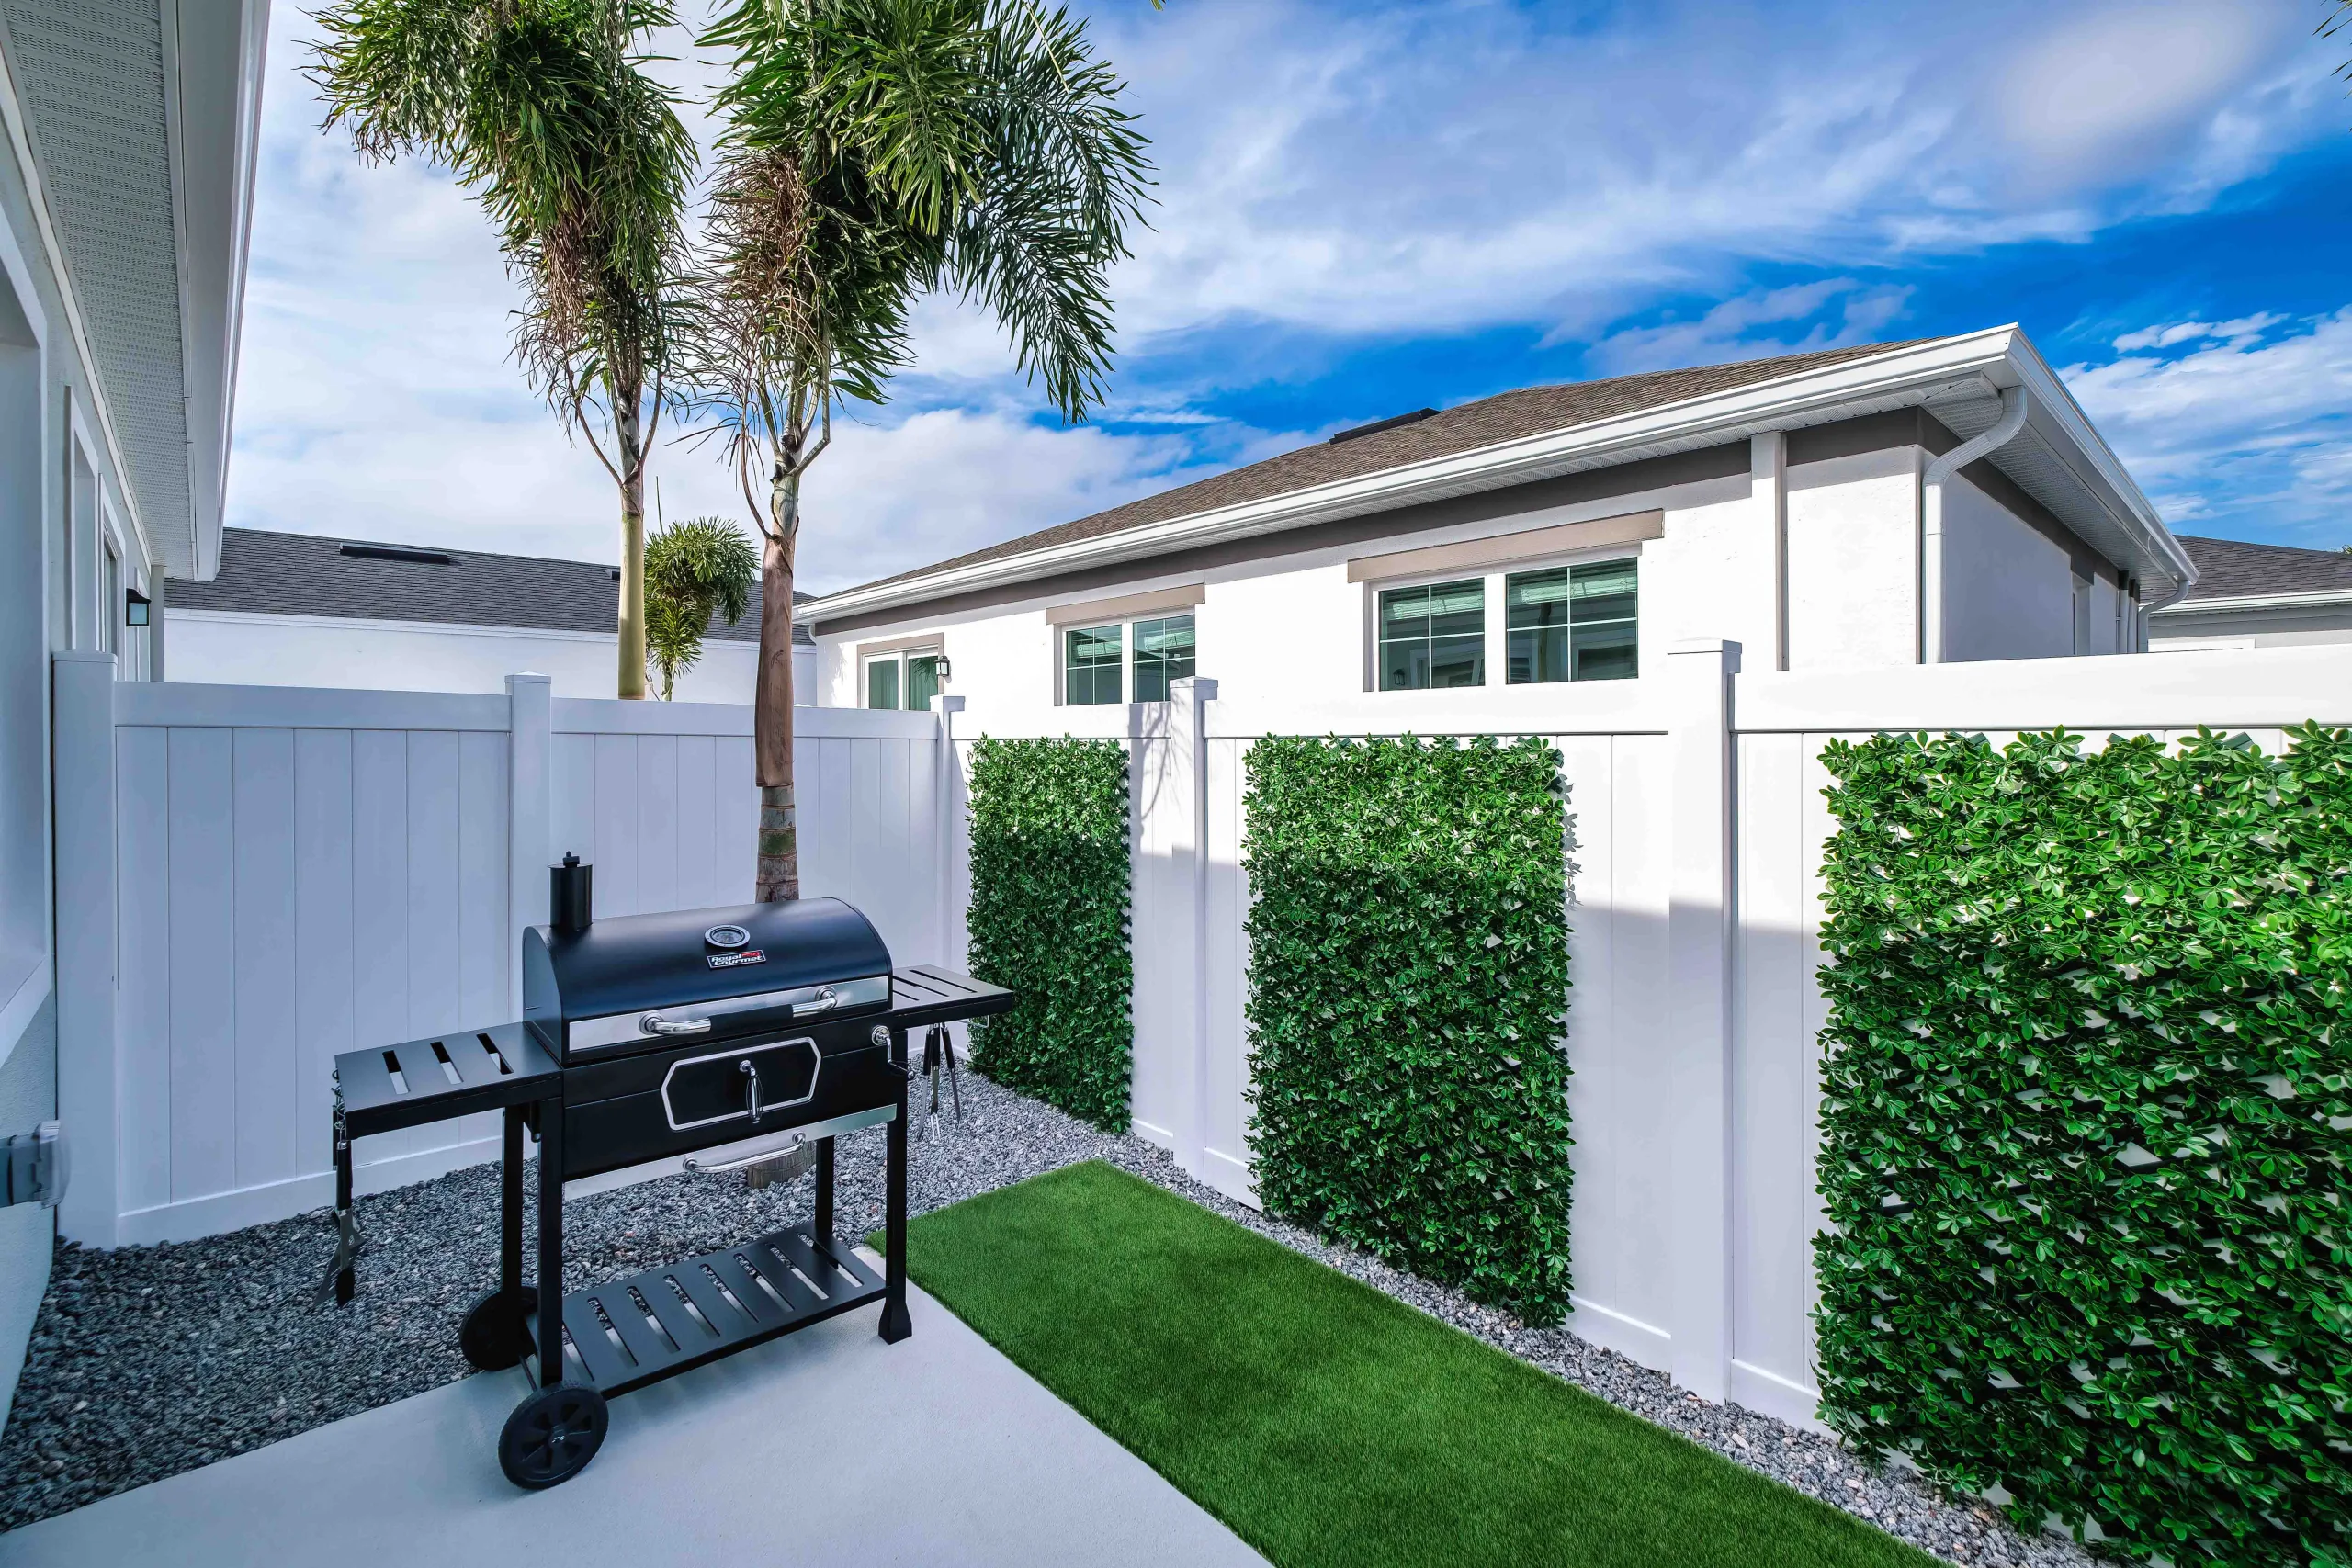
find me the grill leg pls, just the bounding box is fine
[536,1102,566,1388]
[880,1028,911,1344]
[501,1107,524,1299]
[814,1135,834,1243]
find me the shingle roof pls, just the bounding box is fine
[841,338,1942,597]
[2173,536,2352,604]
[174,527,812,645]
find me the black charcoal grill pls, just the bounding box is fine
[322,859,1011,1489]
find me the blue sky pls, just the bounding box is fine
[227,0,2352,592]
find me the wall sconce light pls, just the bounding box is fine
[125,587,151,628]
[933,656,952,682]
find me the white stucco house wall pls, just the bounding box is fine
[0,0,269,1427]
[2148,535,2352,652]
[803,330,2193,712]
[169,527,818,703]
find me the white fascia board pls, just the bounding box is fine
[163,0,272,583]
[809,326,2185,622]
[0,33,160,574]
[2152,590,2352,615]
[1995,336,2193,592]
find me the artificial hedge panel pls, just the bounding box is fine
[1814,727,2352,1568]
[1243,734,1574,1324]
[966,737,1134,1131]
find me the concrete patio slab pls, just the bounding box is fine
[0,1283,1268,1568]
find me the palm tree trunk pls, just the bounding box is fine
[615,399,648,700]
[754,467,799,901]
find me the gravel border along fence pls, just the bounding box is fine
[0,1074,2092,1565]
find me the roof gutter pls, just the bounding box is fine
[2149,588,2352,615]
[1918,385,2028,664]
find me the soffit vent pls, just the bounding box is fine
[0,0,193,570]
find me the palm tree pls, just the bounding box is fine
[645,514,759,698]
[312,0,696,699]
[695,0,1152,900]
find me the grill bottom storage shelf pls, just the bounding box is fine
[538,1228,887,1396]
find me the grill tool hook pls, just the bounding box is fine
[316,1086,366,1305]
[920,1025,961,1140]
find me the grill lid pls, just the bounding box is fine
[526,897,891,1022]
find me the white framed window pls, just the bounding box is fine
[1369,549,1642,693]
[1057,611,1199,705]
[1377,578,1486,690]
[864,646,943,710]
[1131,614,1196,701]
[1504,558,1637,682]
[1062,623,1123,705]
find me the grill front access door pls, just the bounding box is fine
[660,1038,820,1132]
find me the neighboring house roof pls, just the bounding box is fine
[850,341,1927,597]
[172,528,812,645]
[808,326,2190,629]
[2165,536,2352,607]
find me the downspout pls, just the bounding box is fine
[2132,573,2193,653]
[1919,385,2030,664]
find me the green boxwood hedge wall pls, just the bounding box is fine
[966,737,1134,1132]
[1814,727,2352,1568]
[1242,734,1574,1324]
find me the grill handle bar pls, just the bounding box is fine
[639,1014,711,1036]
[678,1106,896,1176]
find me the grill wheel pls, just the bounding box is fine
[459,1286,539,1372]
[499,1383,609,1489]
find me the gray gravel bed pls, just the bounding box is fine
[0,1074,2092,1566]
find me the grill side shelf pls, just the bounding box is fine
[337,1022,560,1139]
[886,965,1016,1031]
[528,1226,888,1397]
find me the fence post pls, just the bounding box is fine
[931,694,966,978]
[505,674,552,1016]
[1666,637,1738,1403]
[1168,677,1217,1182]
[52,651,118,1247]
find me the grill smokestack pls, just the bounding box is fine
[550,852,593,934]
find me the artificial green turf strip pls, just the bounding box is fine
[904,1162,1940,1568]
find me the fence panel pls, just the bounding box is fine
[86,682,945,1246]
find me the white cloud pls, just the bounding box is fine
[1089,0,2323,342]
[2064,310,2352,544]
[2110,313,2284,353]
[1585,279,1915,376]
[1993,3,2277,184]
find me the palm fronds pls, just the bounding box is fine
[644,516,760,699]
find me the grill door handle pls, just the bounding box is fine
[640,1014,711,1036]
[793,987,840,1016]
[741,1060,765,1126]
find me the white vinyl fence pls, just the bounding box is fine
[51,640,2352,1427]
[939,640,2352,1429]
[52,664,944,1247]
